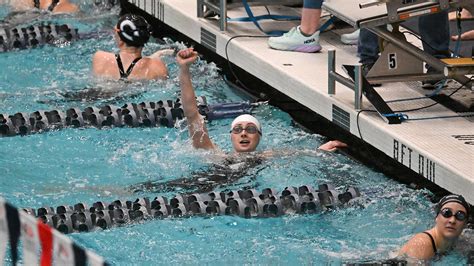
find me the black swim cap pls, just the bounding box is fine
[436,194,470,218]
[116,14,151,47]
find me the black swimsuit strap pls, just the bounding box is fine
[422,231,437,254]
[48,0,60,12]
[115,53,142,79]
[33,0,60,11]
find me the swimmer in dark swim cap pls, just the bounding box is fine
[92,13,168,81]
[398,194,470,261]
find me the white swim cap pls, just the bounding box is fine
[231,114,262,134]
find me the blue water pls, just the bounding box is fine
[0,4,471,265]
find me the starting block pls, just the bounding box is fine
[327,49,403,124]
[323,0,472,111]
[442,58,474,78]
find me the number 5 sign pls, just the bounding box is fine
[388,53,397,69]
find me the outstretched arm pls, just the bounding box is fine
[177,48,216,150]
[318,140,348,152]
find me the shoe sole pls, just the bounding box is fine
[341,39,358,45]
[269,44,322,53]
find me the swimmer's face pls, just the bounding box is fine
[230,121,261,153]
[435,202,467,240]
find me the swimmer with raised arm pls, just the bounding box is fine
[176,48,347,153]
[92,14,168,81]
[127,48,347,194]
[398,194,470,261]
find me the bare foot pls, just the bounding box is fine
[451,30,474,41]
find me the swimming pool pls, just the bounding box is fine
[0,3,472,265]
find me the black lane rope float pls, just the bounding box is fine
[21,183,361,234]
[0,24,80,52]
[0,0,127,52]
[0,97,255,137]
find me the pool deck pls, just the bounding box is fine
[129,0,473,204]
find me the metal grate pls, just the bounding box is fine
[201,28,216,52]
[332,104,350,131]
[150,1,164,21]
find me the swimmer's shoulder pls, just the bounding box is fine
[53,2,79,14]
[142,56,168,80]
[92,51,116,77]
[93,50,112,59]
[398,232,436,260]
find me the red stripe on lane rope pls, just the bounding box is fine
[38,221,53,266]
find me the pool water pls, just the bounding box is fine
[0,3,471,265]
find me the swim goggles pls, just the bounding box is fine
[440,208,467,222]
[230,125,260,135]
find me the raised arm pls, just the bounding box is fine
[177,48,216,150]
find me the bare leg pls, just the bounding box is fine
[451,30,474,41]
[299,8,322,35]
[449,8,473,20]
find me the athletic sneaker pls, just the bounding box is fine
[422,79,447,89]
[268,26,321,53]
[421,67,447,89]
[341,29,360,45]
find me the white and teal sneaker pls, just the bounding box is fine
[268,26,321,53]
[340,29,360,45]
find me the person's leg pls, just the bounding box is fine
[357,28,381,85]
[419,11,450,88]
[451,30,474,41]
[357,28,379,65]
[299,0,322,35]
[419,11,450,60]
